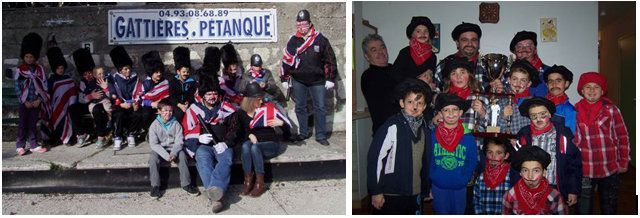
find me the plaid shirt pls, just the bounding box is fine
[492,96,530,135]
[434,56,489,93]
[532,127,558,185]
[575,103,630,178]
[473,171,512,215]
[502,185,567,215]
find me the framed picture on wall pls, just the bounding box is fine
[432,23,440,53]
[540,17,557,42]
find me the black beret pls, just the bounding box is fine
[46,47,67,70]
[21,32,43,59]
[543,64,573,84]
[518,96,556,117]
[109,46,133,70]
[451,22,482,41]
[511,145,551,171]
[442,56,474,80]
[508,59,540,87]
[296,9,311,22]
[435,93,470,113]
[406,16,436,40]
[394,78,433,104]
[509,31,537,53]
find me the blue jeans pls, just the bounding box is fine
[241,140,281,174]
[195,145,233,192]
[432,185,467,215]
[576,174,620,214]
[292,79,327,140]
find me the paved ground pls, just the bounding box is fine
[2,179,346,215]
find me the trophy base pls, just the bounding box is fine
[487,126,501,133]
[472,131,518,139]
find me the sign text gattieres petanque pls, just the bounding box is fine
[108,8,277,45]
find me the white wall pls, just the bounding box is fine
[361,1,598,104]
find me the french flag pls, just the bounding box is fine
[142,80,170,102]
[249,102,291,129]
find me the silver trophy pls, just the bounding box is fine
[474,53,515,137]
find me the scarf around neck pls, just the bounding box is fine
[483,160,510,189]
[409,38,433,66]
[575,97,613,127]
[515,177,552,215]
[455,51,479,66]
[546,93,568,106]
[529,54,543,71]
[513,89,531,103]
[402,110,424,137]
[435,119,464,152]
[448,82,471,100]
[530,121,553,136]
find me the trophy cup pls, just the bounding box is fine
[473,53,516,138]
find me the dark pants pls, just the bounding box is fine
[576,174,620,214]
[241,140,282,174]
[92,104,111,137]
[112,107,142,138]
[372,195,421,215]
[140,107,157,131]
[69,103,91,136]
[292,79,327,140]
[16,104,39,149]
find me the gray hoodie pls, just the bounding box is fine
[148,116,184,161]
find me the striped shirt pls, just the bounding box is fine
[532,127,558,185]
[473,172,512,214]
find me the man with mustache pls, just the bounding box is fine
[512,97,582,211]
[510,31,550,97]
[434,22,489,93]
[543,65,576,133]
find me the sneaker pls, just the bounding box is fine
[127,135,136,147]
[75,134,89,147]
[113,137,122,150]
[316,139,330,146]
[29,146,48,153]
[183,185,200,196]
[16,148,26,156]
[150,186,161,199]
[205,187,224,201]
[211,200,223,213]
[95,137,106,149]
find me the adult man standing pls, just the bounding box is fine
[434,22,489,93]
[510,30,550,97]
[360,34,400,134]
[281,9,337,145]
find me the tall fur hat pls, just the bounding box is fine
[141,50,164,75]
[221,43,239,68]
[200,46,221,74]
[109,46,133,70]
[198,76,223,97]
[72,48,95,75]
[21,32,43,59]
[46,47,67,70]
[173,46,191,70]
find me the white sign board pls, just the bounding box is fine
[108,8,277,45]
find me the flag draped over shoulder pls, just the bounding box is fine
[249,102,291,129]
[142,79,169,102]
[50,78,77,144]
[182,101,237,140]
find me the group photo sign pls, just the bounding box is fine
[108,8,277,44]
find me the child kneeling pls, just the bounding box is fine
[148,100,199,199]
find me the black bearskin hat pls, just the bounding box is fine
[21,32,43,59]
[72,48,95,75]
[221,43,239,68]
[47,47,67,70]
[109,46,133,70]
[199,46,221,77]
[141,50,164,75]
[198,76,223,97]
[173,46,191,70]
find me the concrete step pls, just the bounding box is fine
[2,132,345,193]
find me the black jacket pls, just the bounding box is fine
[392,46,437,81]
[168,75,197,106]
[360,64,401,134]
[281,33,337,86]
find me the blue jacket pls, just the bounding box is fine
[367,113,432,198]
[512,116,582,200]
[554,99,576,134]
[429,125,478,190]
[529,64,550,97]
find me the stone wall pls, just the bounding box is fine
[2,2,346,131]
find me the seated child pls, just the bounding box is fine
[473,138,514,214]
[429,93,478,215]
[503,145,567,215]
[85,66,113,124]
[367,78,433,215]
[148,100,199,199]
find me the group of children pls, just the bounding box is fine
[367,55,630,215]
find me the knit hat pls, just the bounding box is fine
[46,47,67,70]
[296,9,311,22]
[435,93,470,113]
[141,50,164,75]
[543,65,573,84]
[172,46,191,70]
[511,145,551,171]
[509,31,537,53]
[405,16,435,40]
[451,22,482,41]
[442,56,474,80]
[72,48,95,75]
[508,59,540,87]
[221,43,239,67]
[20,32,43,59]
[109,46,133,70]
[577,72,608,96]
[518,96,556,117]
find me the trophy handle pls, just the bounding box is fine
[473,93,480,133]
[506,97,513,134]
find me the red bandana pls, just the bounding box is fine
[435,120,464,152]
[483,160,510,189]
[515,177,552,215]
[575,97,613,127]
[250,68,264,78]
[530,122,552,136]
[455,51,479,66]
[513,89,531,102]
[448,82,471,100]
[546,93,568,106]
[528,54,543,71]
[409,38,433,66]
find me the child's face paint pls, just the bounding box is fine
[177,67,189,81]
[399,92,426,118]
[529,106,551,130]
[520,161,546,188]
[439,105,463,126]
[486,142,509,167]
[203,91,219,106]
[158,106,173,122]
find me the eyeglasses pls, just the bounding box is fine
[515,44,535,51]
[529,111,550,120]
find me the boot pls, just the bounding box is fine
[250,173,266,197]
[241,172,254,196]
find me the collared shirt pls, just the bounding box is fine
[473,172,512,215]
[435,55,489,93]
[575,104,630,178]
[502,185,567,215]
[532,127,558,185]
